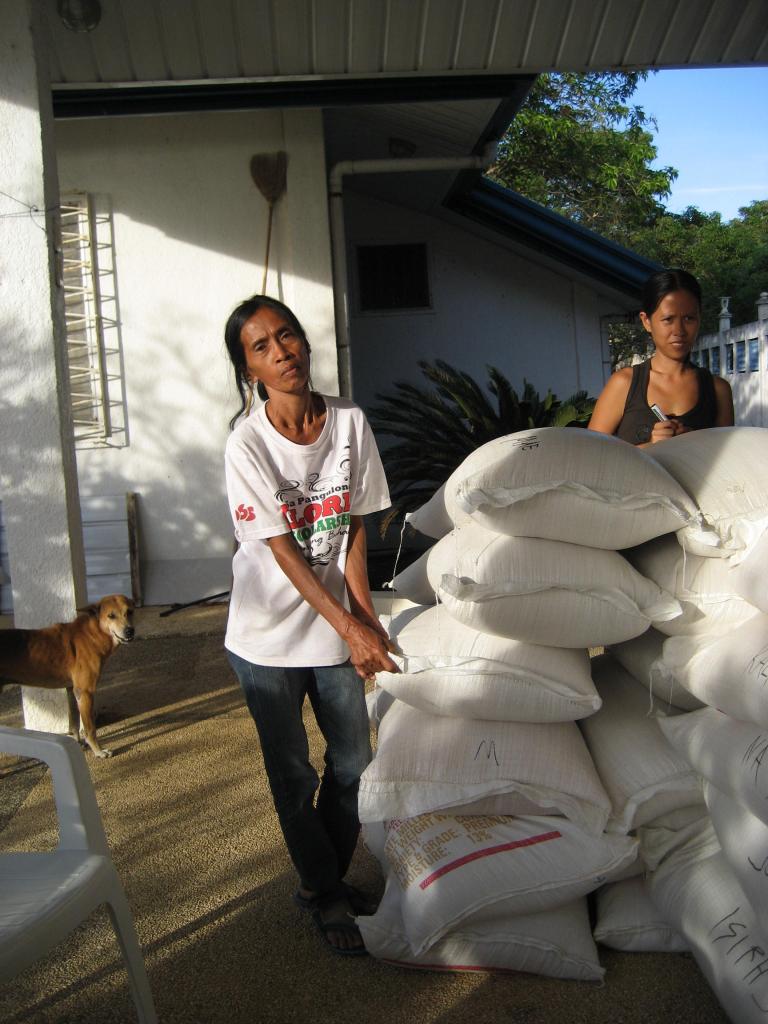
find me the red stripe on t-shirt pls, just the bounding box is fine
[418,829,563,890]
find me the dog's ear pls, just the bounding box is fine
[77,603,100,618]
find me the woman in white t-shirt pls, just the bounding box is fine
[223,295,397,957]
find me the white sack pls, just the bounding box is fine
[593,876,689,953]
[729,530,768,613]
[358,700,611,835]
[648,803,714,832]
[649,426,768,562]
[610,627,705,712]
[427,524,681,649]
[639,807,720,875]
[441,426,707,550]
[625,533,760,637]
[404,483,461,540]
[647,849,768,1024]
[372,812,637,956]
[389,547,436,605]
[358,878,604,980]
[579,654,703,834]
[632,803,713,876]
[659,708,768,828]
[366,686,394,728]
[661,615,768,729]
[705,781,768,937]
[377,604,599,723]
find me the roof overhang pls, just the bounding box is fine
[44,0,768,92]
[446,177,661,299]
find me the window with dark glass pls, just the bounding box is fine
[711,346,721,374]
[737,340,746,372]
[749,338,759,372]
[700,348,710,370]
[726,344,734,373]
[356,244,431,312]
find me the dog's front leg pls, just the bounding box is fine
[72,685,112,758]
[66,688,81,744]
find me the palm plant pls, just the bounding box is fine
[369,359,595,527]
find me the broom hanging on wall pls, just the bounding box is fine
[250,151,287,294]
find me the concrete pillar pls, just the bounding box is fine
[0,0,87,732]
[280,109,339,396]
[718,297,732,333]
[757,292,768,323]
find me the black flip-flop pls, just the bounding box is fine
[309,907,368,957]
[292,883,378,917]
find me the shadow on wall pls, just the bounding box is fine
[0,313,82,620]
[74,312,241,602]
[51,111,342,603]
[56,112,297,279]
[733,371,765,427]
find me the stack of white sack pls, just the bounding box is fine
[610,430,768,722]
[657,707,768,927]
[638,772,768,1024]
[581,654,702,955]
[391,426,693,648]
[595,427,768,1022]
[358,604,638,974]
[359,427,698,974]
[361,426,768,991]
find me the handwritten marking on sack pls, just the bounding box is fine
[742,734,768,792]
[710,906,768,1012]
[748,646,768,687]
[474,739,500,767]
[748,853,768,876]
[507,434,540,452]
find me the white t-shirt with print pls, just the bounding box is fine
[224,395,390,667]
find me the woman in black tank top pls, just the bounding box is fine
[588,269,734,447]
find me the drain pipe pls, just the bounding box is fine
[328,141,498,397]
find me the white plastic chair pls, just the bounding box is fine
[0,726,157,1023]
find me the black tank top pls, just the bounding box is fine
[615,359,718,446]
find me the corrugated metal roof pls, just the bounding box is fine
[45,0,768,89]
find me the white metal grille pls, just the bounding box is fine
[60,192,127,448]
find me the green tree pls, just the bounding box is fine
[496,72,767,361]
[634,201,768,331]
[369,360,595,524]
[490,72,677,246]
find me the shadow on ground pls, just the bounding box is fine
[0,605,727,1024]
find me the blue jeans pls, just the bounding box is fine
[227,652,372,897]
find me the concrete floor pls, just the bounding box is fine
[0,602,727,1024]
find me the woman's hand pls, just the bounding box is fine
[647,417,690,444]
[350,606,392,643]
[343,616,399,681]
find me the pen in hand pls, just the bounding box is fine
[650,404,668,422]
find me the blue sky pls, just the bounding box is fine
[630,67,768,222]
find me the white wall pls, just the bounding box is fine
[55,108,336,604]
[343,191,613,417]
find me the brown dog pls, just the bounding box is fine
[0,594,135,758]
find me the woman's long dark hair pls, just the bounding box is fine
[224,295,311,429]
[641,268,702,316]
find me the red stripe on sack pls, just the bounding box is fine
[418,829,563,890]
